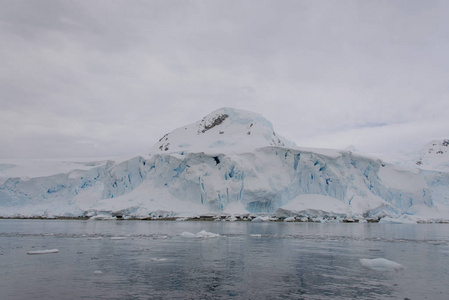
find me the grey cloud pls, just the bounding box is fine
[1,0,448,158]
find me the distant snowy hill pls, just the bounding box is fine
[151,107,295,153]
[0,108,448,222]
[385,139,449,218]
[406,139,449,172]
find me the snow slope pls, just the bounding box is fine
[151,107,295,153]
[0,108,447,221]
[391,139,449,172]
[383,139,449,220]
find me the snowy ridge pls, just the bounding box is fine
[151,107,295,154]
[413,139,449,171]
[384,139,449,219]
[0,108,448,221]
[388,139,449,172]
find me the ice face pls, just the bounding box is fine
[0,146,435,220]
[0,108,444,220]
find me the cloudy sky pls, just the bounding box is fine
[1,0,448,159]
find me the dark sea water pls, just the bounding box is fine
[1,219,448,299]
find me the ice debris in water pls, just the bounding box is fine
[151,258,168,262]
[181,232,196,238]
[27,249,59,255]
[195,230,220,238]
[359,258,404,271]
[249,234,262,237]
[251,216,270,222]
[93,270,103,275]
[110,237,127,240]
[181,230,220,238]
[153,235,168,239]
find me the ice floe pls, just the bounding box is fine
[359,258,404,271]
[181,232,196,238]
[195,230,220,238]
[151,258,168,262]
[27,249,59,255]
[181,230,220,238]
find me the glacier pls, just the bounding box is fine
[0,107,448,222]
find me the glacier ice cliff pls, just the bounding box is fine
[0,108,447,221]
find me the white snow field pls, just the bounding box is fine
[1,107,449,221]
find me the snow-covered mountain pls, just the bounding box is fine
[404,139,449,172]
[151,107,295,153]
[0,108,448,222]
[386,139,449,218]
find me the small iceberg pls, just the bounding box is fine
[195,230,220,238]
[181,230,220,238]
[249,234,262,237]
[27,249,59,255]
[110,237,127,240]
[359,258,404,271]
[93,270,103,275]
[151,258,168,262]
[181,232,196,238]
[251,216,270,222]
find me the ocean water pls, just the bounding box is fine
[1,219,448,299]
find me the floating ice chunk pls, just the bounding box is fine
[180,230,220,238]
[359,258,404,271]
[153,235,168,239]
[27,249,59,255]
[284,217,296,222]
[181,232,196,238]
[151,258,168,262]
[426,240,448,245]
[93,270,103,275]
[249,234,262,237]
[110,237,126,240]
[251,216,270,222]
[88,237,103,240]
[195,230,220,238]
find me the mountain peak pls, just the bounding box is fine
[414,139,449,171]
[151,107,295,153]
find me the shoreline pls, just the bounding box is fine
[0,216,449,224]
[1,215,448,223]
[0,215,372,222]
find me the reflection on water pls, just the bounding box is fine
[1,220,448,299]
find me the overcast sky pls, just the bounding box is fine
[1,0,448,159]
